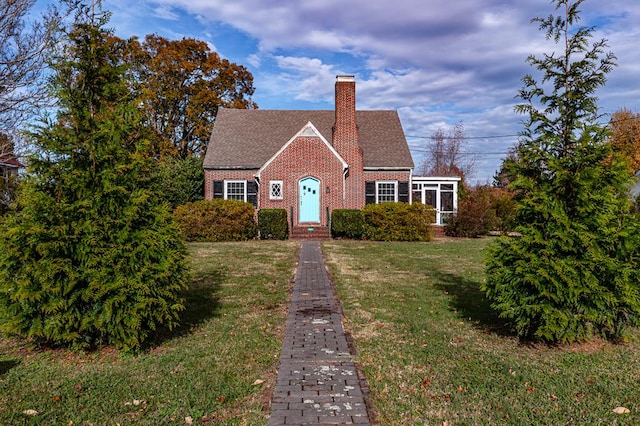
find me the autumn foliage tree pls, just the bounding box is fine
[484,0,640,343]
[117,34,257,159]
[609,108,640,173]
[0,3,190,350]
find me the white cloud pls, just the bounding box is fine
[152,5,180,20]
[104,0,640,181]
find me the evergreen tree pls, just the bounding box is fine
[153,156,204,210]
[484,0,640,343]
[0,3,190,350]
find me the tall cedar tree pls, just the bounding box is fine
[0,4,190,350]
[483,0,640,343]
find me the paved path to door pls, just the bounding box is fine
[268,241,372,425]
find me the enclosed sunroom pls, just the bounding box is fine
[411,176,461,225]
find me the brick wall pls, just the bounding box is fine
[261,135,345,225]
[363,170,412,182]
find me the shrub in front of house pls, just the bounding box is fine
[363,202,434,241]
[490,188,517,232]
[173,199,257,242]
[258,208,288,240]
[445,186,517,237]
[331,209,365,239]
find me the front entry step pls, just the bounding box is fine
[290,225,330,240]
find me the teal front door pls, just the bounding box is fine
[299,177,320,223]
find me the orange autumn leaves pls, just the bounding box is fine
[609,108,640,173]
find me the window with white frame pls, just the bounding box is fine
[269,180,283,200]
[224,180,247,202]
[376,181,397,203]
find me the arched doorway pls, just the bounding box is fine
[299,177,320,223]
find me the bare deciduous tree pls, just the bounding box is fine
[0,131,14,160]
[418,123,476,180]
[0,0,60,133]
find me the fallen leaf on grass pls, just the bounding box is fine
[23,409,38,416]
[216,396,225,403]
[185,416,193,424]
[253,379,265,385]
[613,407,630,414]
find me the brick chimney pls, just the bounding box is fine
[333,75,365,208]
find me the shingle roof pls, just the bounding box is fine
[203,109,414,169]
[0,157,24,168]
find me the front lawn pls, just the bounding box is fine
[323,238,640,425]
[0,241,298,425]
[1,238,638,425]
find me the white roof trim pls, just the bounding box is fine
[412,176,462,182]
[257,121,348,178]
[364,167,413,171]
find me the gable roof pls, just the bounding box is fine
[203,109,414,170]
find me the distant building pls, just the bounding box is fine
[0,157,24,183]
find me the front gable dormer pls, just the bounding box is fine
[257,121,348,179]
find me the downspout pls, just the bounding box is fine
[253,174,261,209]
[343,166,348,205]
[409,168,414,204]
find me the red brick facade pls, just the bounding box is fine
[260,133,346,225]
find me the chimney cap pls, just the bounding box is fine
[336,75,355,82]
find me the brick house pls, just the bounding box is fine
[203,75,456,236]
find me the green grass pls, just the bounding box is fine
[0,241,298,425]
[323,238,640,425]
[2,238,639,425]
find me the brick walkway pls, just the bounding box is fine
[268,241,372,425]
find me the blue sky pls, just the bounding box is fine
[39,0,640,183]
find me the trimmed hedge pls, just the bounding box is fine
[331,209,365,239]
[258,208,288,240]
[363,202,435,241]
[173,199,257,242]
